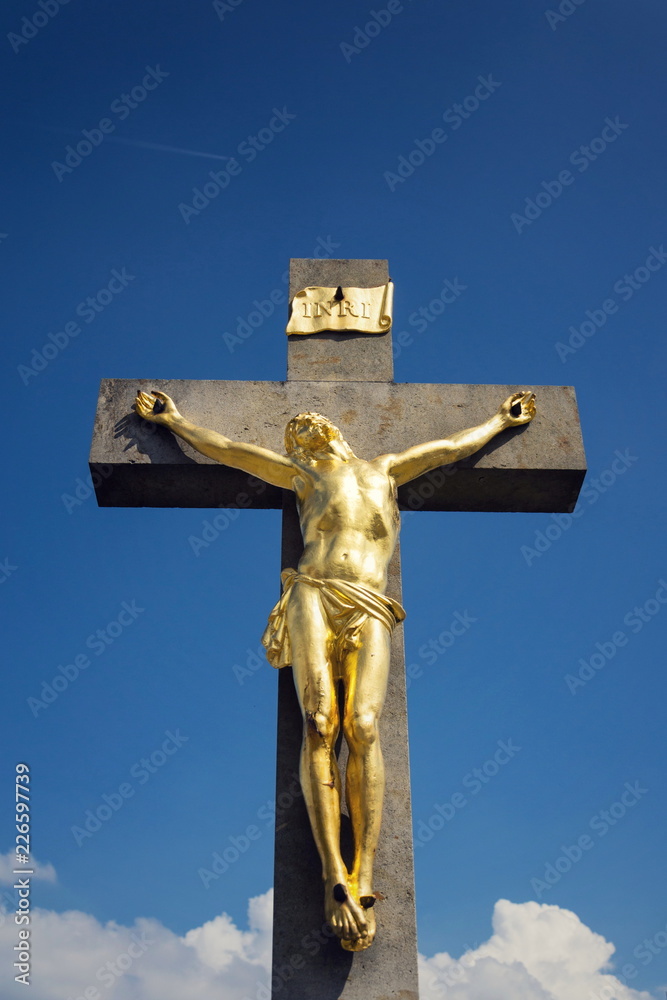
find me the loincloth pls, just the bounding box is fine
[261,568,406,669]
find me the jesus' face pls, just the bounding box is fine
[285,412,345,457]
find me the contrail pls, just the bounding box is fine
[102,136,231,160]
[41,125,231,161]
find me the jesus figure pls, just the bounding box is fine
[135,387,536,951]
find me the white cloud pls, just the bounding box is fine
[0,891,273,1000]
[0,850,56,886]
[184,890,272,974]
[0,891,659,1000]
[419,899,657,1000]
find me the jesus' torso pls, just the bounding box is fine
[292,456,400,592]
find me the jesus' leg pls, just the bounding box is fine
[341,618,392,951]
[286,582,369,946]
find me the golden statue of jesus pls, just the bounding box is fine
[135,388,536,952]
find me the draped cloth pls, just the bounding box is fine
[262,568,406,669]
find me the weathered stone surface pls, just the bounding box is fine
[277,258,417,999]
[90,379,585,512]
[272,503,418,1000]
[89,257,587,1000]
[287,259,393,382]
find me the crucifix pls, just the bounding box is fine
[90,258,585,999]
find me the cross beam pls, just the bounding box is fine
[90,378,584,513]
[90,258,586,1000]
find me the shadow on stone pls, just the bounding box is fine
[463,421,531,465]
[113,411,198,463]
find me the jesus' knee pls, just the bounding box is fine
[344,711,380,752]
[303,708,338,746]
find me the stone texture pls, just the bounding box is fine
[271,502,418,1000]
[277,259,417,1000]
[287,259,393,383]
[90,378,585,512]
[89,258,587,1000]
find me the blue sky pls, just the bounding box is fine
[2,1,666,997]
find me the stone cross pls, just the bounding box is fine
[90,258,586,1000]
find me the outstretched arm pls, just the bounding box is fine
[374,391,536,487]
[134,390,297,490]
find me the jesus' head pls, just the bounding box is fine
[284,412,354,462]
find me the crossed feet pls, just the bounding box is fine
[324,875,377,951]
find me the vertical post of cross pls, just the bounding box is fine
[270,260,419,999]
